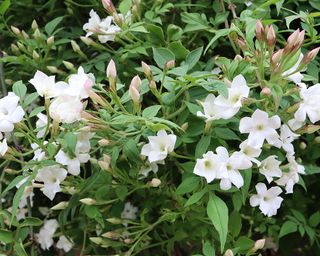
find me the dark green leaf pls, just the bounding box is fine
[142,105,161,118]
[176,176,200,195]
[185,47,203,70]
[279,220,298,238]
[45,16,64,35]
[152,47,175,68]
[184,188,207,207]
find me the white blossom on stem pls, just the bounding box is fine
[239,109,281,148]
[57,235,74,252]
[141,130,176,163]
[259,155,282,183]
[250,183,283,217]
[194,151,222,183]
[35,219,59,250]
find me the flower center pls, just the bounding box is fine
[256,124,264,131]
[204,160,211,169]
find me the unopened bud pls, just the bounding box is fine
[17,42,26,51]
[102,0,117,14]
[98,139,110,147]
[46,66,59,74]
[89,237,103,245]
[141,61,152,80]
[4,79,14,86]
[302,47,320,65]
[181,122,188,131]
[102,231,120,239]
[254,239,265,251]
[234,54,243,61]
[64,186,78,195]
[224,249,234,256]
[106,59,117,80]
[51,201,69,210]
[287,29,300,46]
[47,36,55,46]
[299,141,307,149]
[261,87,271,95]
[315,136,320,143]
[33,28,42,41]
[31,20,38,31]
[236,38,247,51]
[149,80,157,90]
[106,218,122,224]
[165,60,175,69]
[271,49,283,64]
[266,25,276,47]
[255,20,264,41]
[98,154,111,170]
[80,36,94,46]
[148,178,161,187]
[11,26,20,35]
[124,238,134,244]
[63,60,74,70]
[79,198,96,205]
[4,168,17,174]
[129,75,141,103]
[21,30,29,39]
[11,44,20,54]
[32,50,40,60]
[71,40,81,52]
[78,125,93,132]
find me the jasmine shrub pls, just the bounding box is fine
[1,0,320,255]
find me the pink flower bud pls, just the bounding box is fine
[141,61,152,80]
[101,0,117,14]
[106,59,117,80]
[165,60,175,69]
[255,20,264,41]
[271,49,283,64]
[302,47,320,64]
[148,178,161,187]
[266,25,276,47]
[254,239,265,250]
[129,75,141,103]
[261,87,271,95]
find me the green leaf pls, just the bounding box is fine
[234,236,255,252]
[23,92,39,106]
[116,186,128,201]
[184,188,207,207]
[20,217,43,227]
[241,169,252,204]
[14,240,28,256]
[0,0,10,15]
[0,229,14,244]
[152,47,175,69]
[195,135,211,158]
[185,47,203,70]
[45,16,64,35]
[2,175,26,195]
[147,24,165,45]
[123,139,140,163]
[168,41,189,60]
[229,211,242,237]
[11,181,29,223]
[207,193,228,252]
[186,102,202,116]
[12,80,27,99]
[304,165,320,175]
[64,132,77,155]
[142,105,161,118]
[309,212,320,227]
[215,128,240,141]
[119,0,132,13]
[205,29,229,54]
[279,220,298,238]
[176,176,200,195]
[203,241,215,256]
[29,106,45,117]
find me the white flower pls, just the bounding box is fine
[276,155,305,193]
[214,74,250,116]
[18,186,34,209]
[239,109,281,148]
[8,207,28,221]
[121,202,138,221]
[250,183,283,217]
[141,130,176,163]
[31,142,47,161]
[29,71,67,98]
[35,165,67,200]
[49,95,83,124]
[55,150,89,176]
[282,53,303,84]
[239,139,262,166]
[294,83,320,124]
[63,66,95,99]
[194,151,222,183]
[0,138,8,156]
[288,118,304,131]
[36,113,49,138]
[196,94,226,122]
[57,235,73,252]
[0,92,25,132]
[215,147,251,190]
[83,10,121,43]
[35,219,59,250]
[139,160,164,178]
[75,131,94,154]
[279,125,299,155]
[259,156,282,183]
[118,11,132,25]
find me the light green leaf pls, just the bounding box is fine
[207,194,228,252]
[20,217,43,228]
[204,29,229,54]
[45,16,64,35]
[0,0,10,15]
[142,105,161,118]
[184,188,207,207]
[279,220,298,238]
[64,132,77,155]
[14,240,28,256]
[185,47,203,70]
[203,241,215,256]
[176,176,200,195]
[152,47,175,68]
[0,229,13,244]
[12,80,27,99]
[195,135,211,158]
